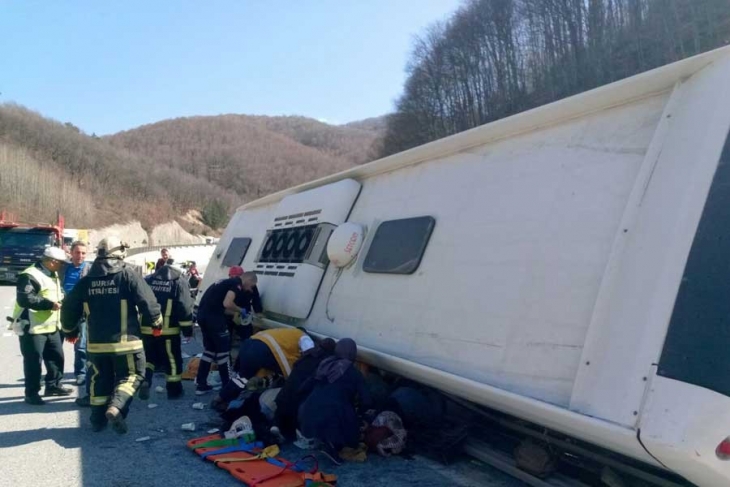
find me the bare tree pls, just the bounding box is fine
[382,0,730,156]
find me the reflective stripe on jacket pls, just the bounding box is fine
[140,265,193,336]
[252,328,304,378]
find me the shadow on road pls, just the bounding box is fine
[0,397,78,416]
[0,426,86,449]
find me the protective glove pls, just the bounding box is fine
[65,336,79,345]
[239,308,249,319]
[151,316,163,337]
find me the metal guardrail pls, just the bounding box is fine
[126,243,215,257]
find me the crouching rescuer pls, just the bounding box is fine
[61,237,162,434]
[139,261,194,400]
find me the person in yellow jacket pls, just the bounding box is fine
[12,247,71,405]
[214,328,307,405]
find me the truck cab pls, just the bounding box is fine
[0,212,64,283]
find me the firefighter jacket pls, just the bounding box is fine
[13,263,64,334]
[61,257,162,355]
[142,264,194,337]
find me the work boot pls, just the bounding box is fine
[319,443,343,466]
[105,406,128,435]
[138,381,150,401]
[45,385,72,397]
[24,395,46,406]
[195,383,214,396]
[210,395,227,412]
[75,396,91,407]
[91,422,107,433]
[167,389,184,400]
[270,426,286,445]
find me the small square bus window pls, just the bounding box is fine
[363,216,435,275]
[222,237,252,267]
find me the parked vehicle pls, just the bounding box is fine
[0,211,64,283]
[198,46,730,485]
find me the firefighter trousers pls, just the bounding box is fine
[142,335,183,395]
[88,351,145,427]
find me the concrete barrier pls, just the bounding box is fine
[125,244,216,276]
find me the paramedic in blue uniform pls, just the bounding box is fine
[194,270,260,395]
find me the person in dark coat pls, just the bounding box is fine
[272,337,336,440]
[297,338,371,463]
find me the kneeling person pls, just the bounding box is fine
[215,327,306,405]
[140,261,194,400]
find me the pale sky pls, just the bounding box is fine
[0,1,463,134]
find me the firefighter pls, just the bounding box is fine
[13,246,71,405]
[138,260,194,400]
[61,237,162,434]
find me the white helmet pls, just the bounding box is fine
[97,236,128,259]
[43,246,68,262]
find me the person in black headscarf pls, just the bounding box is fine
[271,337,336,441]
[297,338,371,464]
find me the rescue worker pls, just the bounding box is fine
[229,266,262,341]
[213,327,306,407]
[195,271,259,395]
[13,246,71,405]
[138,260,194,400]
[61,237,162,434]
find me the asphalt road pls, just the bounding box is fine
[0,283,524,487]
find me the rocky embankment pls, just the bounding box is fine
[88,220,211,249]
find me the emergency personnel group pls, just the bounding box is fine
[12,239,377,463]
[12,238,190,433]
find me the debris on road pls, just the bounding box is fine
[192,402,205,410]
[135,436,151,442]
[181,422,196,431]
[148,403,158,409]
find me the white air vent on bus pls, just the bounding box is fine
[253,179,361,319]
[255,222,335,272]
